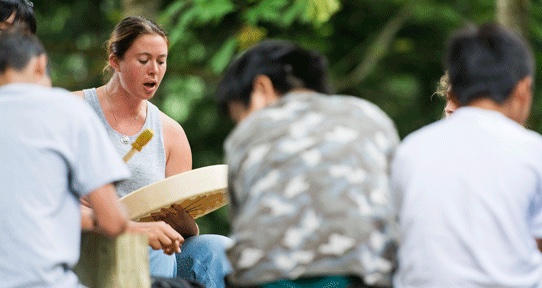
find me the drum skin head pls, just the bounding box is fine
[119,165,229,221]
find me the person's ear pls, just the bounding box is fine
[251,75,280,108]
[34,54,48,79]
[515,76,532,101]
[511,76,533,125]
[109,54,120,72]
[230,75,281,123]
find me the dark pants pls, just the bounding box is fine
[151,276,204,288]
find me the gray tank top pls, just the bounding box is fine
[83,88,166,198]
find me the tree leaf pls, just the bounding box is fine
[210,38,239,74]
[159,0,187,25]
[243,0,289,25]
[193,0,235,25]
[236,25,267,50]
[306,0,341,25]
[282,0,310,26]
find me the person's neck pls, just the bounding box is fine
[468,97,523,125]
[104,77,146,118]
[288,88,314,94]
[0,70,41,87]
[468,98,503,111]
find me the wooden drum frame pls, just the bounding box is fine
[119,165,229,222]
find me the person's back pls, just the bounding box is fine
[392,23,542,288]
[0,86,110,287]
[226,92,398,286]
[0,26,129,287]
[217,40,399,287]
[393,107,542,287]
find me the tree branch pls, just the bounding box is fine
[333,3,413,92]
[496,0,529,38]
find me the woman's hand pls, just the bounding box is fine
[126,221,184,255]
[151,205,199,238]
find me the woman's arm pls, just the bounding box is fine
[161,112,192,177]
[160,112,199,237]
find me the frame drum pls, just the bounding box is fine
[119,164,229,222]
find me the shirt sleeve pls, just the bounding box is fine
[529,179,542,238]
[68,100,131,197]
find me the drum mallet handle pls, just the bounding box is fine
[123,128,154,163]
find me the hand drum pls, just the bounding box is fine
[119,165,229,223]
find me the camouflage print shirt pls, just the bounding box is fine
[224,92,399,287]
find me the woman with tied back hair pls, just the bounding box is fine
[434,71,460,117]
[0,0,36,33]
[73,16,231,287]
[217,40,399,287]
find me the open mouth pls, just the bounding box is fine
[144,82,157,89]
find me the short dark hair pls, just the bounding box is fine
[216,40,331,115]
[0,24,45,73]
[0,0,36,34]
[446,23,534,105]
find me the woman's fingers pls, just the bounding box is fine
[127,221,183,252]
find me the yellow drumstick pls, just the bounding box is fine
[123,128,154,162]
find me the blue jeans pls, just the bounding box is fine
[176,234,232,288]
[149,248,177,278]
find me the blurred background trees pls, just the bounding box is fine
[34,0,542,235]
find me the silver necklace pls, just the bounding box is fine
[104,85,145,144]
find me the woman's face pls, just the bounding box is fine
[0,12,16,30]
[113,33,168,100]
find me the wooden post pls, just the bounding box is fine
[75,232,150,288]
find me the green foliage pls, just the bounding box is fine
[244,0,291,24]
[282,0,308,26]
[306,0,341,24]
[36,0,542,236]
[161,76,206,123]
[210,38,238,74]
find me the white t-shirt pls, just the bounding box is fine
[0,83,130,287]
[392,107,542,288]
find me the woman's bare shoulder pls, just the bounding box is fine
[159,111,192,175]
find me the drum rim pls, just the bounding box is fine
[119,164,228,220]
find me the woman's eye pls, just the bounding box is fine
[139,60,148,64]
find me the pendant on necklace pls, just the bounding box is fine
[120,135,130,144]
